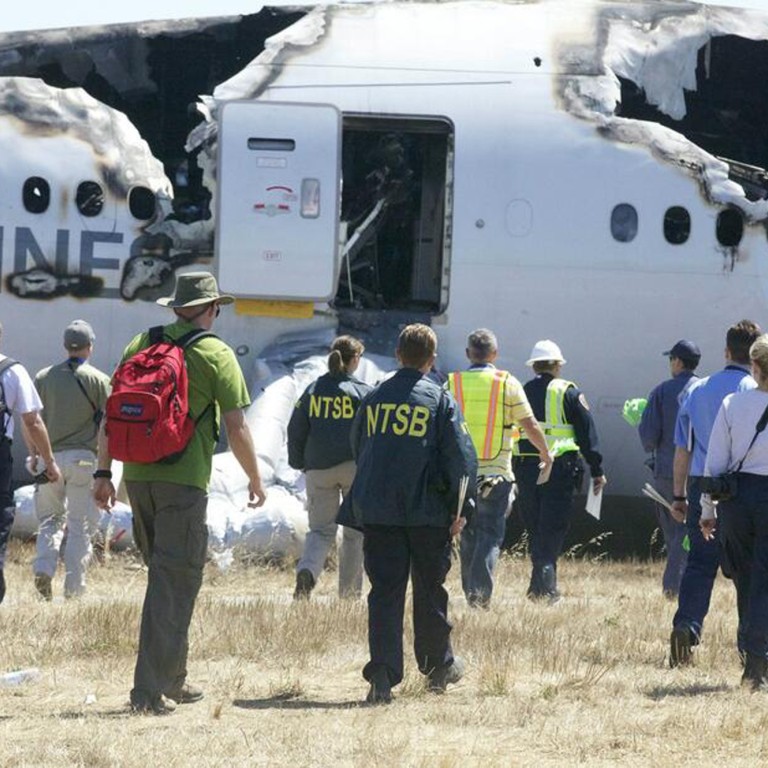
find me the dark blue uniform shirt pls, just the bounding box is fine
[638,370,698,479]
[517,373,604,477]
[347,367,478,527]
[287,372,372,471]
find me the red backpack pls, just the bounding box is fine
[106,326,215,463]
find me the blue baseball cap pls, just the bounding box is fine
[663,340,701,365]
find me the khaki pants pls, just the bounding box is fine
[298,460,363,598]
[34,449,100,597]
[126,481,207,704]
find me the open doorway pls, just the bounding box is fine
[335,115,453,312]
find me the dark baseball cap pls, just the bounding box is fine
[663,339,701,364]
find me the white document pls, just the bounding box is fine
[586,486,603,520]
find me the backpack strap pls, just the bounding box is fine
[0,358,20,435]
[175,329,219,349]
[173,328,221,441]
[148,325,165,345]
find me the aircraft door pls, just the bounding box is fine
[215,101,341,301]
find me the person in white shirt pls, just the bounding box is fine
[702,333,768,689]
[0,322,60,603]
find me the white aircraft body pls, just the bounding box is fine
[1,0,768,544]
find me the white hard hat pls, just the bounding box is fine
[526,339,566,366]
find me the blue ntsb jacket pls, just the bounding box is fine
[344,367,477,528]
[287,372,372,471]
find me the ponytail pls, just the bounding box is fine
[328,335,365,376]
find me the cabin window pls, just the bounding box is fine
[23,177,50,214]
[610,203,638,243]
[663,206,691,245]
[129,187,156,220]
[76,181,104,217]
[716,208,744,247]
[335,115,453,312]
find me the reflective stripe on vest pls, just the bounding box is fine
[516,378,578,457]
[447,369,508,460]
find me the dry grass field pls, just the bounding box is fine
[0,537,766,768]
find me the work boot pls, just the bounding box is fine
[34,573,52,602]
[427,656,465,693]
[293,569,315,600]
[669,627,693,668]
[166,682,204,704]
[130,694,177,715]
[0,569,5,604]
[365,667,392,705]
[742,653,768,691]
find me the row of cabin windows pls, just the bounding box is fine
[611,203,745,247]
[22,177,157,221]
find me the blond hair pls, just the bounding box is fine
[750,334,768,382]
[328,335,365,376]
[397,324,437,369]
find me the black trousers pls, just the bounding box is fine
[514,453,581,593]
[0,439,14,569]
[362,524,454,686]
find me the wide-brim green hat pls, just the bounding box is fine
[156,271,235,308]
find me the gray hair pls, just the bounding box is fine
[467,328,498,361]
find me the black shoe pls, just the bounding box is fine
[742,653,768,691]
[130,694,177,715]
[670,627,693,668]
[365,668,392,705]
[427,656,465,693]
[293,569,315,600]
[0,569,5,604]
[165,682,204,704]
[34,573,52,601]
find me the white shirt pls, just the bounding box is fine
[701,389,768,520]
[0,353,43,440]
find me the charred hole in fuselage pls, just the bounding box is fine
[0,10,305,223]
[335,116,452,313]
[617,35,768,201]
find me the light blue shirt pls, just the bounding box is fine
[674,364,756,476]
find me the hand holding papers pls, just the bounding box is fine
[450,475,469,537]
[536,452,554,485]
[586,484,603,520]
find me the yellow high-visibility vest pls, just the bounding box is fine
[516,378,578,457]
[447,369,510,460]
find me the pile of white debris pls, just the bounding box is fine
[11,335,392,566]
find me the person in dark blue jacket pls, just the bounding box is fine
[345,323,477,704]
[638,339,700,599]
[288,336,372,600]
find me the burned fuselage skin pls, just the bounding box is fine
[2,0,768,507]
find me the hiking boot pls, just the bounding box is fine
[293,569,315,600]
[166,682,204,704]
[0,569,5,604]
[34,573,52,602]
[365,667,392,705]
[742,653,768,691]
[669,627,693,668]
[130,694,177,715]
[427,656,465,693]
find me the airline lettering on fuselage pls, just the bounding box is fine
[309,394,355,420]
[366,403,430,438]
[8,227,123,274]
[0,226,130,298]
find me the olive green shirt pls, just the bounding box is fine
[119,320,251,490]
[35,360,111,453]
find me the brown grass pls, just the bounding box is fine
[0,538,765,767]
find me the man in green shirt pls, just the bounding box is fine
[94,272,266,715]
[33,320,111,600]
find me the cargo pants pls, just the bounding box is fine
[34,449,101,597]
[298,461,363,598]
[126,481,207,706]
